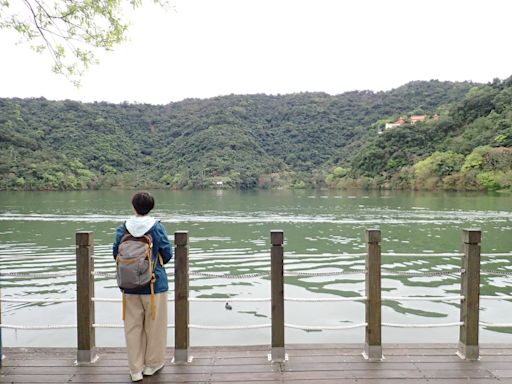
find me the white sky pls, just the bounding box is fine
[1,0,512,105]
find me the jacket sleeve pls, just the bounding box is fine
[112,224,126,259]
[156,222,173,264]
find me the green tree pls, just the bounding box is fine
[477,171,505,190]
[414,151,465,178]
[0,0,168,84]
[333,166,349,177]
[461,146,490,173]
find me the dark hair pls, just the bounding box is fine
[131,191,155,215]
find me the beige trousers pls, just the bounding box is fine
[123,292,168,373]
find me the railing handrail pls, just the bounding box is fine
[1,227,505,366]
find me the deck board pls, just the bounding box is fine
[1,344,511,383]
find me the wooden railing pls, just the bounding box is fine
[0,227,499,368]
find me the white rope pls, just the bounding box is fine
[0,324,76,329]
[382,295,463,301]
[382,253,462,257]
[94,271,266,279]
[287,253,367,258]
[3,295,470,304]
[380,252,512,258]
[382,321,463,328]
[92,297,122,302]
[0,254,75,259]
[91,322,369,331]
[21,252,511,260]
[285,296,367,302]
[480,322,512,328]
[382,270,461,277]
[481,270,512,276]
[3,294,505,306]
[189,324,271,330]
[189,254,269,260]
[285,322,367,331]
[92,323,121,329]
[92,297,271,303]
[0,271,76,278]
[190,297,270,302]
[1,298,76,303]
[92,271,116,278]
[93,323,175,328]
[190,271,269,278]
[480,295,512,300]
[284,270,366,277]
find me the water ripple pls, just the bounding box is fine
[1,208,512,224]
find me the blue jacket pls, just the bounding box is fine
[113,219,173,295]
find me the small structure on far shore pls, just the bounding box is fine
[383,113,440,132]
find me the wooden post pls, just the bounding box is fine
[174,231,191,363]
[458,228,481,360]
[364,229,382,360]
[270,230,285,362]
[1,282,3,367]
[76,231,97,364]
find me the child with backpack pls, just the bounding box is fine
[113,191,173,382]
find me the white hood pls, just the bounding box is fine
[125,215,157,237]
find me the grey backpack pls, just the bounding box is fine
[116,232,156,290]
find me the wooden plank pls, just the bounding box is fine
[0,374,74,383]
[420,369,495,379]
[207,382,283,384]
[1,364,212,374]
[1,359,79,367]
[489,370,512,378]
[68,373,209,383]
[408,381,499,384]
[211,364,281,373]
[285,381,430,384]
[209,372,284,381]
[415,361,512,370]
[3,345,510,358]
[277,381,495,384]
[282,362,418,371]
[281,370,425,379]
[1,345,512,384]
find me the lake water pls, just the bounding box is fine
[1,189,511,347]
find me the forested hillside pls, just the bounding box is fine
[3,78,508,191]
[341,77,512,191]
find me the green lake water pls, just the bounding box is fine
[1,189,511,347]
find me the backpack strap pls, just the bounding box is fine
[150,274,157,320]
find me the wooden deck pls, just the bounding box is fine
[2,344,512,383]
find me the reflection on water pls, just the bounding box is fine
[0,190,511,347]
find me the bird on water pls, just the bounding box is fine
[225,302,232,310]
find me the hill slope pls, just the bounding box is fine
[0,80,480,190]
[343,77,512,191]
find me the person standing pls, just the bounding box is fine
[113,191,173,382]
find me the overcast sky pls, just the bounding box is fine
[1,0,511,105]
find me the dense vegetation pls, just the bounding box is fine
[336,77,512,191]
[1,78,511,191]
